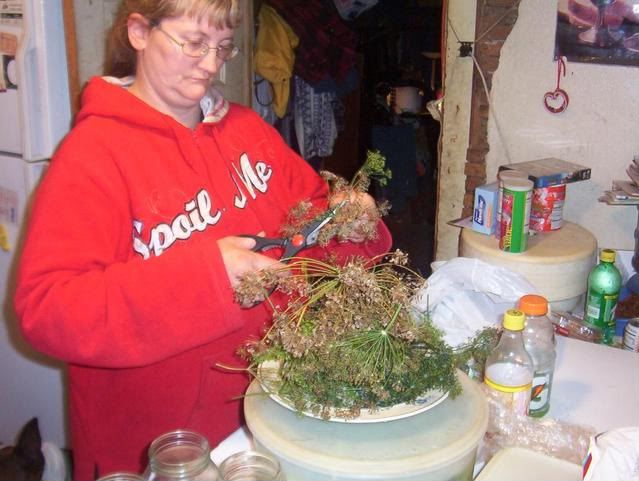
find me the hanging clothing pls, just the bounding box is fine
[254,4,299,118]
[293,75,338,160]
[266,0,358,86]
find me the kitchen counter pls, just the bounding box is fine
[210,336,639,466]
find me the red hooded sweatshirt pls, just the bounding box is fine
[14,77,391,479]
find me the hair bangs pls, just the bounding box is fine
[172,0,241,29]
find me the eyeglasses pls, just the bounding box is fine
[154,25,239,61]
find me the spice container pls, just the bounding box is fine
[498,178,533,253]
[143,430,219,481]
[219,450,284,481]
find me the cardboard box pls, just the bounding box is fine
[498,158,591,188]
[472,182,498,235]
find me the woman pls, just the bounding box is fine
[14,0,391,479]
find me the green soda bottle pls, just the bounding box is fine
[583,249,622,345]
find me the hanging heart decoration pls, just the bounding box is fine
[544,88,569,114]
[544,56,569,114]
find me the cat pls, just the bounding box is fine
[0,418,45,481]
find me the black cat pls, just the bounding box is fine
[0,418,45,481]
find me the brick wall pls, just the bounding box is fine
[462,0,520,217]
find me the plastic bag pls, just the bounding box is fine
[583,427,639,481]
[413,257,539,347]
[479,383,596,468]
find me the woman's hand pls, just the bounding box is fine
[330,191,378,243]
[217,235,285,289]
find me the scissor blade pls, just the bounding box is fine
[304,200,346,246]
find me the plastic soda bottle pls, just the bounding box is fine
[519,294,556,417]
[484,309,534,416]
[583,249,622,345]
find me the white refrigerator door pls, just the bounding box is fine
[0,0,71,160]
[0,153,67,447]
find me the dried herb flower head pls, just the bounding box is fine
[236,250,498,420]
[280,150,391,246]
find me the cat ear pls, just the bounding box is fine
[14,418,44,473]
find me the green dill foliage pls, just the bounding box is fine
[352,148,393,190]
[236,251,495,420]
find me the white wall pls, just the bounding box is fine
[487,0,638,252]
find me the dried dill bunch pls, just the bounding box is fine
[237,251,468,419]
[280,150,391,245]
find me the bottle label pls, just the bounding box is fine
[529,370,552,416]
[484,376,532,415]
[585,291,619,343]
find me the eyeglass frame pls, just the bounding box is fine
[151,22,239,61]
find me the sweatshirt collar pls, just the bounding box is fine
[102,75,229,124]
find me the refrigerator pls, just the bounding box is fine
[0,0,71,447]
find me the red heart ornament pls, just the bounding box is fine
[544,88,569,114]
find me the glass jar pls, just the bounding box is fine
[97,473,146,481]
[219,450,284,481]
[143,430,219,481]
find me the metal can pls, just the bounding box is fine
[530,184,566,232]
[499,177,533,253]
[623,318,639,352]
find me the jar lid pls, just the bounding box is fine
[600,249,616,263]
[518,294,548,316]
[503,309,525,330]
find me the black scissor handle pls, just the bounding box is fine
[239,234,288,253]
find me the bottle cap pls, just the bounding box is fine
[503,309,525,331]
[518,294,548,316]
[600,249,616,263]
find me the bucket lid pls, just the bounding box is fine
[244,371,487,478]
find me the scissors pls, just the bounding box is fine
[241,201,345,263]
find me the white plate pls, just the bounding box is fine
[257,361,449,423]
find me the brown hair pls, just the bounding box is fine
[104,0,241,78]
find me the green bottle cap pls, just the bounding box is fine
[600,249,616,263]
[503,309,525,331]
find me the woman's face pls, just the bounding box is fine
[133,14,235,117]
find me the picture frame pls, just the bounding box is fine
[555,0,639,66]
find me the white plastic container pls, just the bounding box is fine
[475,447,581,481]
[460,221,597,311]
[244,371,487,481]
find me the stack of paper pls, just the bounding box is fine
[599,157,639,205]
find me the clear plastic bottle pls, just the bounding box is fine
[519,294,556,418]
[583,249,622,345]
[484,309,534,416]
[143,430,219,481]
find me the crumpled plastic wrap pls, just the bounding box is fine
[478,383,596,467]
[583,427,639,481]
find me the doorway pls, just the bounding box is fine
[324,0,443,277]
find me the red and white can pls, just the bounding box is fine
[530,184,566,232]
